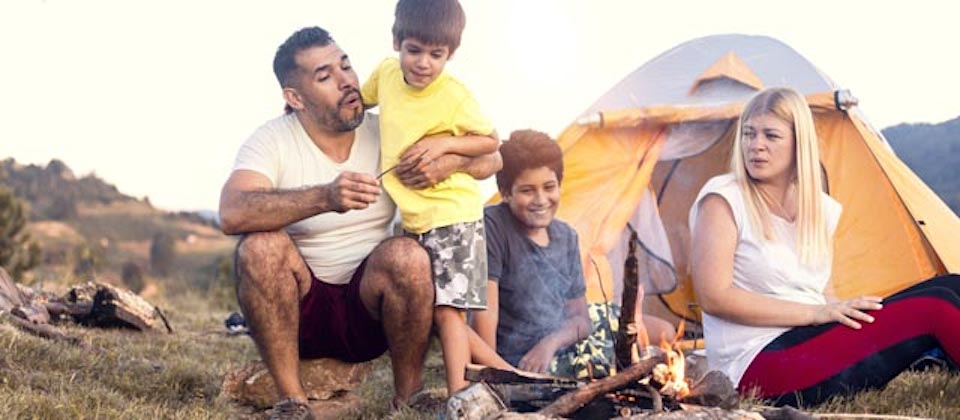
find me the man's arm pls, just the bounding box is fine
[219,169,382,235]
[394,135,502,190]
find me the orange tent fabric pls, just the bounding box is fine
[556,82,957,325]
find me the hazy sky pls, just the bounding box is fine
[2,0,958,212]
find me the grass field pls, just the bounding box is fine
[1,288,958,420]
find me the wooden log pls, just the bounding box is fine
[615,227,641,369]
[0,267,27,312]
[0,311,89,349]
[66,282,170,333]
[466,364,579,386]
[622,405,765,419]
[758,406,815,420]
[489,382,577,409]
[538,354,665,417]
[12,303,50,324]
[44,300,93,318]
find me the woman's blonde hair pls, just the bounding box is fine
[730,87,830,267]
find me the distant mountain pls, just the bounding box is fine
[883,116,960,215]
[0,157,232,293]
[0,157,219,228]
[1,158,137,220]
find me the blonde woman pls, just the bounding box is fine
[689,87,960,406]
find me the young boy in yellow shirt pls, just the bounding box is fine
[361,0,509,395]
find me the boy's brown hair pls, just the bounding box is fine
[497,130,565,194]
[392,0,466,54]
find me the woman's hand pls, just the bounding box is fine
[518,338,560,374]
[811,296,883,329]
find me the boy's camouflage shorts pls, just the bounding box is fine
[409,220,487,310]
[547,303,622,379]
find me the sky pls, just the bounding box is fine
[2,0,958,212]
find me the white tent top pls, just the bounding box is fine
[582,34,839,116]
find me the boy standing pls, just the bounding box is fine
[361,0,504,395]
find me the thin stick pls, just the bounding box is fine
[154,306,174,334]
[377,149,429,179]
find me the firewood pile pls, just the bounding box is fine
[449,353,812,420]
[0,267,171,346]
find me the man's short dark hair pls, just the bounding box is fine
[392,0,465,54]
[273,27,334,114]
[274,27,334,88]
[497,130,565,194]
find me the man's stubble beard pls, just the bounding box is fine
[329,106,364,132]
[328,87,364,132]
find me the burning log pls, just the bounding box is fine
[615,227,641,369]
[538,354,666,417]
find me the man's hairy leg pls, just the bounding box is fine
[359,237,433,406]
[236,231,313,402]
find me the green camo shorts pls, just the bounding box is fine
[408,220,488,310]
[547,302,620,379]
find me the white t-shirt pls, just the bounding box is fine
[688,173,842,386]
[231,112,396,285]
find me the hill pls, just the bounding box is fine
[0,158,234,305]
[883,116,960,214]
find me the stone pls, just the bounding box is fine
[220,358,373,409]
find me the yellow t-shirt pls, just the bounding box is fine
[361,57,494,233]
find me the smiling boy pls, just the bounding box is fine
[360,0,506,396]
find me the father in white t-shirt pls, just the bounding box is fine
[218,27,501,416]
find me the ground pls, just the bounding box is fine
[1,291,958,419]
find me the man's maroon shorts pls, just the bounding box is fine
[298,259,388,362]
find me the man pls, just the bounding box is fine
[219,27,501,418]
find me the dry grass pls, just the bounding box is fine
[0,293,258,419]
[7,202,959,418]
[807,366,960,419]
[1,292,958,419]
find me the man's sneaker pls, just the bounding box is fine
[268,398,315,420]
[224,311,249,335]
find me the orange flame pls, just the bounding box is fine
[652,320,690,399]
[639,323,651,350]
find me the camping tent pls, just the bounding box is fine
[554,34,960,325]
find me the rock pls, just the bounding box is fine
[447,382,507,420]
[220,358,373,409]
[683,370,740,410]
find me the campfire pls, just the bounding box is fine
[452,321,746,419]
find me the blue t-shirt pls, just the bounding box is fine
[484,203,586,366]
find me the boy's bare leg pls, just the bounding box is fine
[466,328,514,370]
[435,306,471,394]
